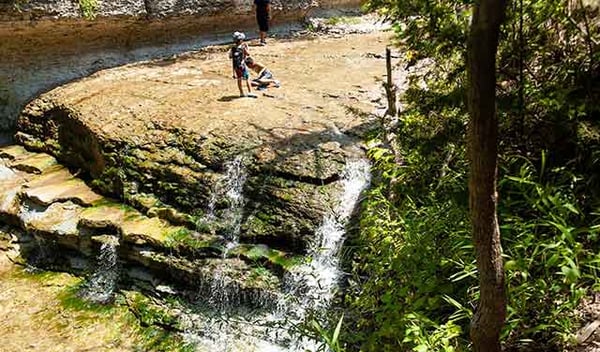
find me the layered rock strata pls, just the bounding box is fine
[0,145,288,306]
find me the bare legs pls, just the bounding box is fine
[237,78,253,96]
[259,31,267,45]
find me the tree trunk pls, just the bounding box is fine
[466,0,508,351]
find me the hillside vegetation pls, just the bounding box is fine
[343,0,600,351]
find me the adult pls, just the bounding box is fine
[253,0,270,45]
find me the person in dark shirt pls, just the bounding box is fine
[229,32,254,97]
[253,0,270,45]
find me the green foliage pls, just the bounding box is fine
[345,139,472,351]
[310,314,345,352]
[79,0,98,19]
[344,76,473,349]
[345,1,599,349]
[499,154,600,349]
[347,127,599,351]
[365,0,471,63]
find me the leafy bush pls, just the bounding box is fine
[79,0,98,19]
[344,103,473,351]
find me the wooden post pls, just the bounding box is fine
[385,47,397,117]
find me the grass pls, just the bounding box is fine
[325,16,363,26]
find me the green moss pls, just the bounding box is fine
[234,244,301,271]
[123,292,193,352]
[164,227,216,250]
[58,282,114,314]
[13,268,61,282]
[244,215,271,235]
[248,266,270,282]
[269,253,303,270]
[21,138,47,151]
[194,217,213,233]
[127,291,178,327]
[92,167,124,196]
[136,326,194,352]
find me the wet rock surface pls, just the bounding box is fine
[0,24,386,350]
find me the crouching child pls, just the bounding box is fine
[245,57,280,90]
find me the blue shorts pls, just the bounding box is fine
[257,69,273,80]
[253,69,274,85]
[235,66,249,80]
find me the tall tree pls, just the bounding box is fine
[466,0,508,351]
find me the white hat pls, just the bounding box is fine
[233,31,246,41]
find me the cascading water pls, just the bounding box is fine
[0,160,15,180]
[181,158,371,352]
[287,159,372,310]
[205,155,248,252]
[79,237,120,304]
[277,158,372,350]
[206,156,248,308]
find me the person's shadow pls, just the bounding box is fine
[218,95,243,102]
[218,94,258,101]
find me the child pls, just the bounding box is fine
[245,57,281,90]
[229,32,254,97]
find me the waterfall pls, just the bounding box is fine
[181,159,371,352]
[206,156,248,307]
[278,158,372,350]
[205,155,248,252]
[220,155,247,250]
[288,159,372,310]
[79,237,120,304]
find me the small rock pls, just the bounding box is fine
[577,320,600,344]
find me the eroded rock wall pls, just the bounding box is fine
[0,0,342,20]
[0,144,286,306]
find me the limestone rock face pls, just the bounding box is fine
[0,0,362,130]
[15,33,385,252]
[0,146,285,306]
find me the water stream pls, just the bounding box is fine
[277,158,372,351]
[205,155,248,253]
[183,158,371,351]
[79,237,120,304]
[207,156,249,308]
